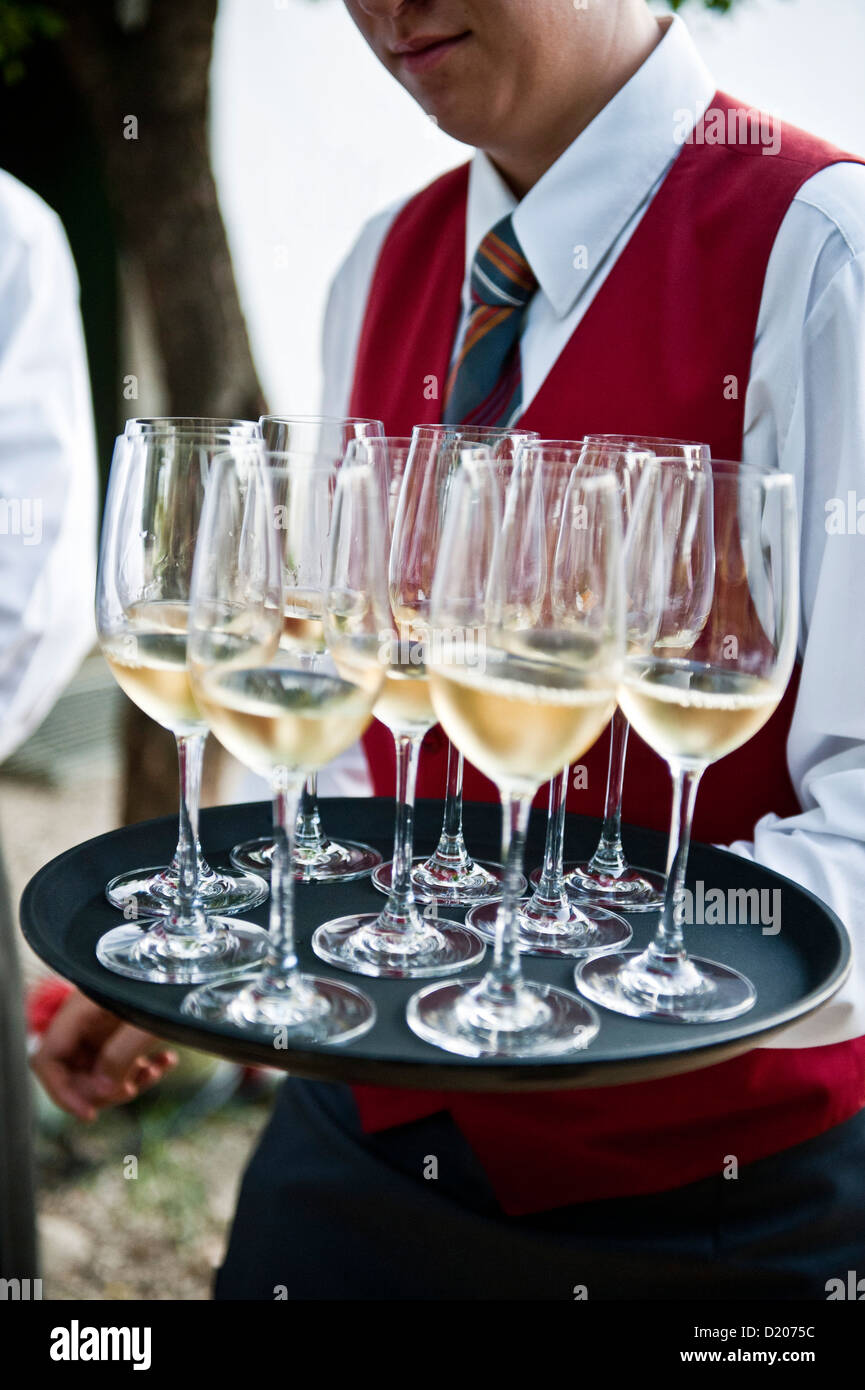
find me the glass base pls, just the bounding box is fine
[312,913,485,980]
[230,835,382,883]
[95,917,270,985]
[372,855,523,906]
[406,977,600,1058]
[105,863,268,919]
[575,948,757,1023]
[180,971,376,1044]
[466,897,632,959]
[554,860,666,912]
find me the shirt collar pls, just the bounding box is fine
[464,14,715,320]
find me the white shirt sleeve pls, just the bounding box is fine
[734,163,865,1046]
[0,172,97,763]
[318,199,407,420]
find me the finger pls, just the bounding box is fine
[82,1050,175,1106]
[152,1050,179,1070]
[31,1056,98,1122]
[92,1024,170,1089]
[132,1051,178,1088]
[129,1060,162,1094]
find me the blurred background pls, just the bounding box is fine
[1,0,862,1298]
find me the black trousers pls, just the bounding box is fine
[215,1076,865,1300]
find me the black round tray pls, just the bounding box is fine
[20,797,850,1091]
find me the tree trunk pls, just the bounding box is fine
[55,0,266,822]
[58,0,265,419]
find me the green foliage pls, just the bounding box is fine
[0,2,64,85]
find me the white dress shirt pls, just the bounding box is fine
[0,170,97,763]
[317,15,865,1050]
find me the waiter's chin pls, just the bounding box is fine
[391,37,500,148]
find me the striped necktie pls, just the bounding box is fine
[443,213,538,428]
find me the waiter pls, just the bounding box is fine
[215,1,865,1300]
[36,2,865,1298]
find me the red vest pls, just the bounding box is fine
[347,94,865,1213]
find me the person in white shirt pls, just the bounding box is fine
[213,2,865,1300]
[321,4,865,1057]
[0,167,124,1278]
[0,172,97,761]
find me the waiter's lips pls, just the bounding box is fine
[391,32,471,74]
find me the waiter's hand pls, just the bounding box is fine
[30,988,178,1121]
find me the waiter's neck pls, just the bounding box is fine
[484,11,664,199]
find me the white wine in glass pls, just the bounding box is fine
[372,424,536,907]
[312,437,485,979]
[576,457,798,1023]
[618,663,780,763]
[95,432,270,984]
[557,435,710,914]
[103,601,203,733]
[182,446,384,1037]
[228,414,387,885]
[407,446,623,1058]
[101,422,269,923]
[466,438,630,957]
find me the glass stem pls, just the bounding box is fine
[294,653,325,852]
[263,768,305,982]
[429,741,469,866]
[168,733,208,935]
[651,763,703,959]
[294,773,325,850]
[442,743,464,843]
[478,791,532,1006]
[381,732,422,928]
[536,769,568,900]
[587,707,629,876]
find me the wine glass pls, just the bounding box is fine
[372,424,537,907]
[577,457,798,1022]
[104,420,268,920]
[181,445,384,1038]
[465,440,633,957]
[229,414,386,883]
[312,438,485,979]
[125,418,261,438]
[95,432,270,983]
[407,446,623,1057]
[554,435,711,914]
